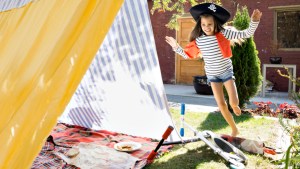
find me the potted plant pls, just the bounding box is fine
[193,75,213,95]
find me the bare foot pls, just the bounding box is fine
[232,106,241,116]
[231,129,240,137]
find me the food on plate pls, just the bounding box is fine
[114,142,141,152]
[117,145,133,151]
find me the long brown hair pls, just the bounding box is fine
[189,14,224,42]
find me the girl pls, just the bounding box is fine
[165,3,262,136]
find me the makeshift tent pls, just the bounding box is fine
[0,0,178,168]
[59,0,177,140]
[0,0,123,168]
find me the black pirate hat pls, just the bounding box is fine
[189,3,230,24]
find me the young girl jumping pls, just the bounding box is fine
[165,3,262,136]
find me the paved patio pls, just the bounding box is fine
[164,84,295,112]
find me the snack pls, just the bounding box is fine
[114,142,141,152]
[118,145,133,151]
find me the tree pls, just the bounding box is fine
[225,6,262,108]
[151,0,221,30]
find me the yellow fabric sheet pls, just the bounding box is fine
[0,0,123,168]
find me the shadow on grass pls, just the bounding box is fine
[144,145,229,169]
[145,111,278,169]
[197,112,253,132]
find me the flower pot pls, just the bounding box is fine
[193,76,213,95]
[269,57,282,64]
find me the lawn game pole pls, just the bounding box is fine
[147,125,174,163]
[180,103,185,137]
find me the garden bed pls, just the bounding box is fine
[248,101,300,119]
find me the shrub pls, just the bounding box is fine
[224,6,262,108]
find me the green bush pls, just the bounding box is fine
[225,6,262,108]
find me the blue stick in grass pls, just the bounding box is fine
[180,103,185,137]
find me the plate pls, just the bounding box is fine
[114,142,142,152]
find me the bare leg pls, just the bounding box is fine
[210,82,239,136]
[223,79,241,116]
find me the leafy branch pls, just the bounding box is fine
[150,0,222,30]
[277,67,300,168]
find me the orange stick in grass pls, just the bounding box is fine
[147,126,174,163]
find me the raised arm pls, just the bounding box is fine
[165,36,189,59]
[165,36,178,50]
[251,9,262,22]
[222,9,262,40]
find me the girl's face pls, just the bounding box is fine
[200,16,215,36]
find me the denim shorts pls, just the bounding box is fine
[207,70,235,84]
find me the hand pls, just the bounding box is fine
[251,9,262,22]
[165,36,178,49]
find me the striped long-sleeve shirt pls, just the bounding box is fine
[174,20,259,76]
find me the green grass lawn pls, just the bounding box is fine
[144,108,284,169]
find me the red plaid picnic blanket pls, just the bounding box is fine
[31,123,172,169]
